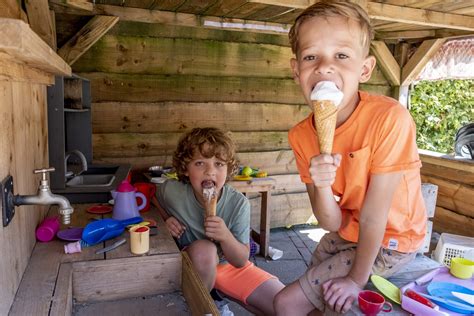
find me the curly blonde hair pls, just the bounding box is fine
[172,127,239,183]
[289,0,373,56]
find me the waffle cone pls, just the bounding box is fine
[312,100,337,154]
[206,196,217,217]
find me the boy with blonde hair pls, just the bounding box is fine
[156,127,284,315]
[274,1,426,314]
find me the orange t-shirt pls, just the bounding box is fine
[288,91,426,253]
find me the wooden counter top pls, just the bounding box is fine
[9,204,181,315]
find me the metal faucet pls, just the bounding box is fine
[14,168,74,225]
[65,149,88,179]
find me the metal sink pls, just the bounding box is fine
[66,174,115,187]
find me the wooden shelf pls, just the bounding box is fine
[0,19,71,77]
[64,108,89,113]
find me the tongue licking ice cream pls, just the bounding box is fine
[310,81,344,154]
[202,181,217,217]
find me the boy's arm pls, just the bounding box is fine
[348,172,402,286]
[205,216,249,268]
[322,172,402,314]
[306,184,342,232]
[220,232,250,268]
[151,196,186,238]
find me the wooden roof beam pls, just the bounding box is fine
[49,3,292,35]
[367,2,474,32]
[370,41,400,86]
[25,0,56,49]
[58,15,119,65]
[250,0,474,31]
[401,38,446,86]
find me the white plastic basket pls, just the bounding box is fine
[432,233,474,266]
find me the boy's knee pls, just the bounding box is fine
[274,290,290,312]
[187,239,217,267]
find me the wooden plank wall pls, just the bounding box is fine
[72,21,391,229]
[420,154,474,237]
[0,80,49,315]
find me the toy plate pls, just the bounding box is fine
[233,175,252,181]
[57,227,83,241]
[371,274,401,304]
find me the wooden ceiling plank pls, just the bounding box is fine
[370,41,400,86]
[58,15,119,65]
[249,1,474,31]
[200,0,248,17]
[25,0,56,49]
[247,0,312,9]
[61,0,93,11]
[368,2,474,31]
[376,30,436,40]
[51,3,291,35]
[401,38,446,85]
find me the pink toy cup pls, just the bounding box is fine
[134,182,156,212]
[358,290,392,316]
[36,216,60,242]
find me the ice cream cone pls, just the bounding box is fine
[206,196,217,217]
[312,100,337,154]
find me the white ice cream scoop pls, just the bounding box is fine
[310,81,344,106]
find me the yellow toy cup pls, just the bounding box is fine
[450,257,474,279]
[130,225,150,255]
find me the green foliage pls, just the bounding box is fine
[409,79,474,154]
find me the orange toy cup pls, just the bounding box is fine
[133,182,156,212]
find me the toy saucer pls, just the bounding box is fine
[86,205,112,214]
[57,227,83,241]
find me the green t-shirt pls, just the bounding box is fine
[156,179,250,252]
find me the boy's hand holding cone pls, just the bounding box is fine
[311,81,344,154]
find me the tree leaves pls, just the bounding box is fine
[409,79,474,154]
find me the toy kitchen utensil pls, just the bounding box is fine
[358,290,392,315]
[130,225,149,255]
[111,180,147,220]
[426,282,474,314]
[133,182,156,212]
[95,238,127,254]
[419,293,474,314]
[82,216,142,246]
[452,292,474,305]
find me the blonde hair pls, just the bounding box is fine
[289,0,373,56]
[173,127,239,183]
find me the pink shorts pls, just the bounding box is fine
[215,261,276,304]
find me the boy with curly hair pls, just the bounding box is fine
[156,127,284,315]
